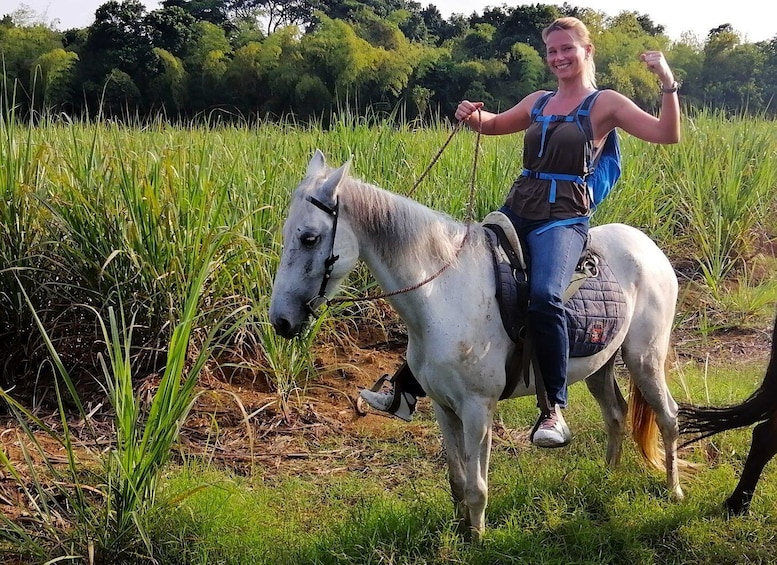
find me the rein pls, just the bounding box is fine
[306,114,482,316]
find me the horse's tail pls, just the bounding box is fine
[629,380,664,472]
[677,312,777,446]
[629,380,697,474]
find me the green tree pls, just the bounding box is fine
[263,26,305,115]
[300,16,373,99]
[454,23,496,61]
[145,5,197,56]
[184,20,231,68]
[235,0,324,34]
[702,29,765,111]
[355,8,407,50]
[667,34,704,103]
[224,41,266,112]
[591,10,671,108]
[756,37,777,116]
[77,0,155,112]
[483,3,559,57]
[0,23,63,107]
[230,12,266,48]
[101,67,142,116]
[148,47,188,114]
[420,56,507,116]
[419,4,453,45]
[161,0,231,27]
[30,48,79,110]
[184,20,231,110]
[506,42,545,96]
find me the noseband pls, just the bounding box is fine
[305,194,340,317]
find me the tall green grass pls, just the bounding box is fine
[0,109,775,560]
[1,109,776,392]
[0,232,244,562]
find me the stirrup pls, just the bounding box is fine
[367,373,405,415]
[363,373,417,422]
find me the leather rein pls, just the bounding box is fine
[305,116,482,318]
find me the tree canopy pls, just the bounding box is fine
[1,0,775,122]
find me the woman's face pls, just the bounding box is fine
[545,29,588,81]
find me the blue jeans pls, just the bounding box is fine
[510,215,588,409]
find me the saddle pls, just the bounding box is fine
[481,210,626,400]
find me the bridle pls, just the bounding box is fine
[304,194,340,316]
[303,114,482,318]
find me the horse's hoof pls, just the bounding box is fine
[724,497,750,517]
[672,486,685,501]
[470,526,484,544]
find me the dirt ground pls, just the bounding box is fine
[0,316,774,524]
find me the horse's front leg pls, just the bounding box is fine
[459,399,495,542]
[433,402,469,533]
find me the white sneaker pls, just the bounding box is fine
[360,384,417,422]
[530,404,571,448]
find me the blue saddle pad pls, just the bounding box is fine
[485,228,625,357]
[566,257,625,357]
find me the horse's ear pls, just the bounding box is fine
[306,149,326,177]
[319,158,351,202]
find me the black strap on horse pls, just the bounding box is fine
[304,195,340,316]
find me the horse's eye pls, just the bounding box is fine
[301,234,320,248]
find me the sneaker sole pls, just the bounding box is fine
[532,438,571,448]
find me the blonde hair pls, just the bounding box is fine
[542,17,597,88]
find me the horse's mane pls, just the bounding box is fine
[339,174,468,268]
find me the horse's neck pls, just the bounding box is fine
[341,179,467,318]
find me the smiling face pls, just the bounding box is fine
[544,29,590,82]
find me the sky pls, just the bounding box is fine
[3,0,776,43]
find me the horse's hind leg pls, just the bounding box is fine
[585,358,628,468]
[622,343,683,500]
[726,415,777,515]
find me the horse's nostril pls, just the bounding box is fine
[272,317,296,339]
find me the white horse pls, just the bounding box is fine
[269,150,682,541]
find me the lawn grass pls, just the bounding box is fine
[144,359,777,565]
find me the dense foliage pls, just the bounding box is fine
[3,0,777,122]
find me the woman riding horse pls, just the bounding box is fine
[361,16,681,448]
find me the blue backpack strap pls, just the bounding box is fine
[574,90,602,141]
[531,216,590,236]
[574,90,622,209]
[530,91,574,158]
[520,170,585,204]
[574,90,604,177]
[530,91,555,120]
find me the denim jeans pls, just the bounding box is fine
[516,218,588,409]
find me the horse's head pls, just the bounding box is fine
[269,150,360,338]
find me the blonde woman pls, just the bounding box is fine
[362,16,680,448]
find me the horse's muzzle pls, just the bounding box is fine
[270,316,302,339]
